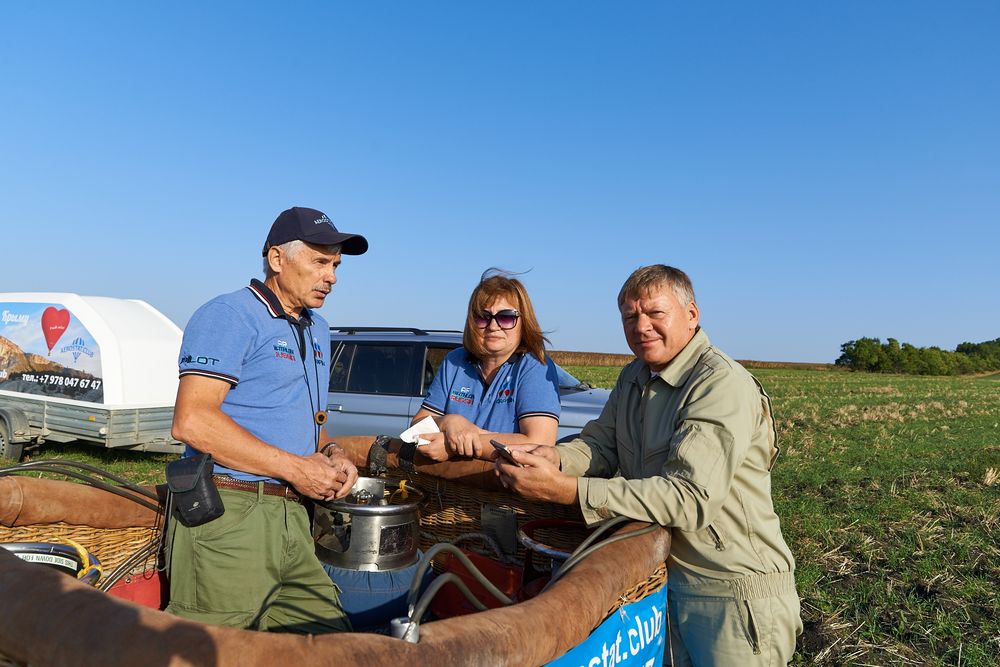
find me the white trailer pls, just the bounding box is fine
[0,293,183,460]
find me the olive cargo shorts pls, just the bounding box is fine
[165,486,352,633]
[667,572,802,666]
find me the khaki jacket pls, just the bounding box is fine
[558,329,796,587]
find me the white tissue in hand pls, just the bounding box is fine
[399,415,439,446]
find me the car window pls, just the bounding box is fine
[422,345,455,394]
[330,342,421,395]
[554,363,582,388]
[329,343,354,392]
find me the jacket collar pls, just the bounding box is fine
[631,327,710,389]
[247,279,314,327]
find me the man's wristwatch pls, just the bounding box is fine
[319,441,340,457]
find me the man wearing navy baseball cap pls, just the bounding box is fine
[166,206,368,633]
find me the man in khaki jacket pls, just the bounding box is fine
[498,264,802,666]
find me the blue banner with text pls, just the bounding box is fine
[545,585,666,667]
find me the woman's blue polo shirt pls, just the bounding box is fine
[420,347,560,433]
[177,280,329,483]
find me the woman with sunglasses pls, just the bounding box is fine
[412,272,561,462]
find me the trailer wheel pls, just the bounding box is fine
[0,421,24,462]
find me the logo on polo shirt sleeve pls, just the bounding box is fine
[181,354,220,366]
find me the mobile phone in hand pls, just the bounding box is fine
[490,439,524,467]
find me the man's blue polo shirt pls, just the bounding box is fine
[420,348,560,433]
[177,279,329,483]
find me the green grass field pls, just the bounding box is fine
[8,367,999,664]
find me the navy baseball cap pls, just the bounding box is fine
[262,206,369,256]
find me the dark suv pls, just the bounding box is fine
[325,327,611,441]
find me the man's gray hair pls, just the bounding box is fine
[617,265,696,307]
[262,240,341,277]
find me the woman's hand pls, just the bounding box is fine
[417,432,451,462]
[439,414,488,458]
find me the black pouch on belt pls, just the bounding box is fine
[165,452,225,527]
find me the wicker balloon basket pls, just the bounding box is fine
[1,470,666,666]
[0,522,161,667]
[384,471,667,614]
[0,523,159,575]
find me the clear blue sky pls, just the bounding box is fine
[2,2,997,362]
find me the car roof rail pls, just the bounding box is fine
[330,326,462,336]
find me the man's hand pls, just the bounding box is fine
[439,414,488,458]
[326,456,359,500]
[497,442,560,465]
[495,446,577,505]
[289,452,359,501]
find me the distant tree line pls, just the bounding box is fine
[835,337,1000,375]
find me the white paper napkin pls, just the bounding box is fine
[399,415,439,446]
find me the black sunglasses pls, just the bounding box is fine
[474,309,520,330]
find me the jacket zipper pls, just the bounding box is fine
[708,524,726,551]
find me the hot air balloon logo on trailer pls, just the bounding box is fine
[60,337,95,362]
[41,307,70,356]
